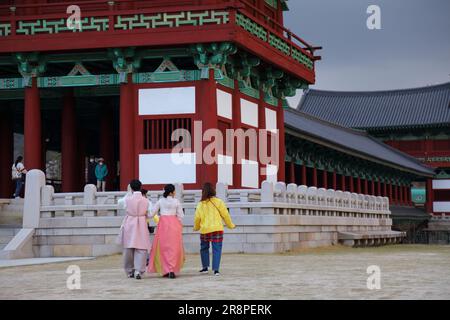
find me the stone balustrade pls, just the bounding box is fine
[38,181,390,219]
[1,170,400,259]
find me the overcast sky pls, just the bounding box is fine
[283,0,450,106]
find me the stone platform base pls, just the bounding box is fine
[338,230,406,247]
[27,215,395,257]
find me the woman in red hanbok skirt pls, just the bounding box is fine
[147,184,185,279]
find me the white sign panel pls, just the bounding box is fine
[432,179,450,190]
[218,154,233,186]
[139,153,196,184]
[433,202,450,213]
[265,108,277,133]
[240,98,258,127]
[241,159,259,188]
[138,87,196,115]
[217,89,232,119]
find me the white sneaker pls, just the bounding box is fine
[214,271,220,276]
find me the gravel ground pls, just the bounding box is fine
[0,245,449,300]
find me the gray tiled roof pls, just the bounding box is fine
[297,82,450,130]
[284,108,436,176]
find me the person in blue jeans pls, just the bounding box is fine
[95,158,108,192]
[11,156,27,198]
[193,183,235,276]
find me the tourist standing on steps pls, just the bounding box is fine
[193,182,235,276]
[95,157,108,192]
[87,156,97,185]
[11,156,27,198]
[147,184,185,279]
[117,179,151,280]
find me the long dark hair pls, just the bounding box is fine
[201,182,216,202]
[163,184,175,198]
[14,156,23,167]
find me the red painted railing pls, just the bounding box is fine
[0,0,320,57]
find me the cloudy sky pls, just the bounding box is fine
[283,0,450,106]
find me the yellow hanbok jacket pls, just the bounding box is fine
[193,197,235,234]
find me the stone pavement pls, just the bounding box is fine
[0,245,449,300]
[0,257,94,268]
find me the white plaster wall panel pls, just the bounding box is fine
[265,164,278,183]
[241,159,259,188]
[138,87,196,115]
[217,89,232,119]
[139,153,196,184]
[432,179,450,190]
[218,154,233,186]
[265,108,278,133]
[240,98,258,127]
[433,202,450,212]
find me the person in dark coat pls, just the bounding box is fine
[87,156,97,185]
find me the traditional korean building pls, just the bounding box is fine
[0,0,320,195]
[297,83,450,236]
[0,0,438,233]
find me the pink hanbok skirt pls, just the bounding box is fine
[147,215,185,275]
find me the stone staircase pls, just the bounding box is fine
[0,198,24,225]
[0,225,22,251]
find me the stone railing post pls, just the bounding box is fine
[41,185,54,218]
[261,181,274,202]
[216,182,228,202]
[274,182,287,203]
[83,184,97,217]
[175,183,184,202]
[287,183,298,204]
[23,169,46,228]
[261,181,275,215]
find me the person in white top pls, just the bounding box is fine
[147,184,185,279]
[11,156,27,198]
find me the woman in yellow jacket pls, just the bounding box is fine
[194,182,235,276]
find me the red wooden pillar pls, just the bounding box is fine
[377,180,381,196]
[119,74,135,190]
[276,100,286,183]
[312,166,318,187]
[371,179,375,196]
[61,90,77,192]
[407,185,412,206]
[356,177,361,194]
[322,170,328,189]
[399,184,404,205]
[258,89,266,186]
[289,161,295,184]
[349,176,354,193]
[341,174,346,191]
[388,182,393,204]
[383,181,387,197]
[426,178,434,214]
[100,104,115,191]
[395,184,399,205]
[364,179,369,195]
[332,171,337,190]
[232,79,241,189]
[24,77,42,171]
[0,107,14,198]
[198,68,218,186]
[301,164,307,186]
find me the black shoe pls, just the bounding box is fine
[214,271,220,276]
[168,272,176,279]
[199,268,208,273]
[163,273,169,278]
[135,273,142,280]
[127,272,134,278]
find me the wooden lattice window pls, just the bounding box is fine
[143,118,192,150]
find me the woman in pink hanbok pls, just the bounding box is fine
[147,184,185,279]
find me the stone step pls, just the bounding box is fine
[0,235,14,244]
